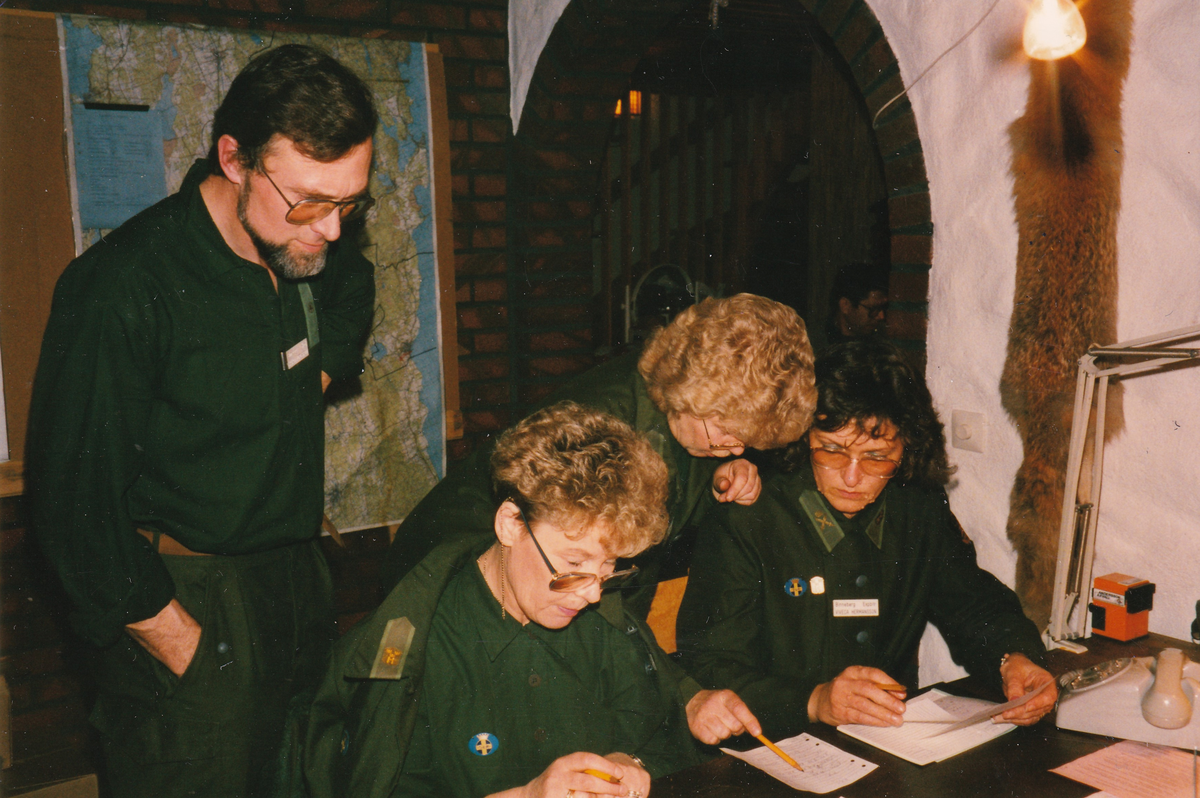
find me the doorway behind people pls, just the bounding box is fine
[592,1,890,351]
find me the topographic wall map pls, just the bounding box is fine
[60,15,446,532]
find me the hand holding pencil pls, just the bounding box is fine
[808,665,909,728]
[521,752,647,798]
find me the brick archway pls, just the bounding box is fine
[513,0,931,351]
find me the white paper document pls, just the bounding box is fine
[838,689,1017,765]
[1051,740,1199,798]
[721,733,878,793]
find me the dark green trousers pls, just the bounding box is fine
[90,540,334,798]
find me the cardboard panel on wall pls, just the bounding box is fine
[0,10,77,494]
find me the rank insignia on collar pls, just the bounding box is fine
[784,577,807,597]
[470,732,500,757]
[369,617,416,679]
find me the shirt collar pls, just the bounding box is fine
[796,461,887,553]
[181,159,277,280]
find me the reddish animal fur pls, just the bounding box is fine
[1000,0,1132,628]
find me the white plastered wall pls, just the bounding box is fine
[867,0,1200,683]
[509,0,1200,684]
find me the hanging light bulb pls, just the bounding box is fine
[1023,0,1087,60]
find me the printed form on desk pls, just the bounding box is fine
[838,689,1018,765]
[1051,739,1198,798]
[721,733,877,793]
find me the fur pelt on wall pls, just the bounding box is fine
[1000,0,1133,628]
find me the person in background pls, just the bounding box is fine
[676,339,1056,741]
[27,45,377,797]
[381,293,818,618]
[306,402,756,798]
[821,262,889,350]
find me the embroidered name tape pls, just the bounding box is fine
[369,617,416,679]
[832,598,879,617]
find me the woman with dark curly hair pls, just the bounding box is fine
[676,339,1057,742]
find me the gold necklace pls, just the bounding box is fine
[499,544,507,620]
[479,546,507,620]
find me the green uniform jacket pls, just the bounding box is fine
[27,161,375,647]
[676,461,1045,741]
[381,352,720,614]
[306,536,705,798]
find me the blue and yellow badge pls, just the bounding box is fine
[469,732,499,757]
[784,577,807,597]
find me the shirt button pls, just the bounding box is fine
[528,673,542,687]
[856,630,870,644]
[533,728,548,743]
[855,575,868,588]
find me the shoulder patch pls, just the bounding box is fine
[369,617,416,679]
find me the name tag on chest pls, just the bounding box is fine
[832,599,879,617]
[282,338,310,370]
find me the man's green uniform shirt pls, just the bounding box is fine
[27,160,375,647]
[677,460,1046,741]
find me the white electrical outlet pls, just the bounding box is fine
[951,410,986,453]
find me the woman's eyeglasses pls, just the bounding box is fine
[517,507,638,592]
[811,448,901,478]
[702,418,745,457]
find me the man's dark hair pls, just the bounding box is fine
[805,338,953,489]
[828,262,889,313]
[207,44,377,174]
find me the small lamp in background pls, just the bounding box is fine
[613,90,642,117]
[1023,0,1087,60]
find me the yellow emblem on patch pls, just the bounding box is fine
[370,617,416,679]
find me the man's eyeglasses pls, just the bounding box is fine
[517,508,638,593]
[702,418,745,457]
[260,169,375,225]
[811,447,901,478]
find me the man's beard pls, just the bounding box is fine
[237,181,328,279]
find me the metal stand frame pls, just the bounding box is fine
[1045,324,1200,651]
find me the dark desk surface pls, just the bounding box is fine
[653,633,1200,797]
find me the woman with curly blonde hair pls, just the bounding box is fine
[308,403,748,798]
[383,294,816,618]
[640,293,816,455]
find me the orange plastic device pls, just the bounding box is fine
[1089,572,1155,641]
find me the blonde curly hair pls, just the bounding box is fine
[638,294,816,449]
[490,402,669,558]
